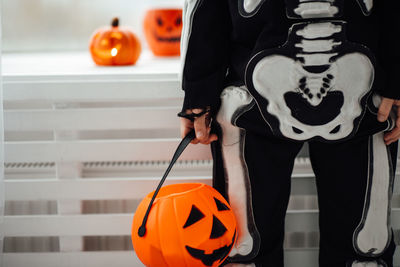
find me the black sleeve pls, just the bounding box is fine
[180,0,231,114]
[377,0,400,99]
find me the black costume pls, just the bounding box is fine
[180,0,399,266]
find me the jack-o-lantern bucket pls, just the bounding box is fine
[143,9,182,56]
[132,183,237,267]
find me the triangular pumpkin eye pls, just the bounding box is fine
[156,17,163,26]
[183,205,205,228]
[214,197,230,211]
[210,215,227,239]
[175,17,182,26]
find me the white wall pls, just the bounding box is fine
[0,0,5,264]
[1,0,183,52]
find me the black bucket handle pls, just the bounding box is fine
[137,129,196,237]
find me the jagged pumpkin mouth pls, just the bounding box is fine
[153,31,181,42]
[185,230,236,266]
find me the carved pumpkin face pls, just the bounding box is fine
[90,18,141,65]
[132,183,237,267]
[143,9,183,56]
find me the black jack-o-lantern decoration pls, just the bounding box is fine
[132,183,237,267]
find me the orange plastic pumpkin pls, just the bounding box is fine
[132,183,237,267]
[90,18,141,65]
[143,9,182,56]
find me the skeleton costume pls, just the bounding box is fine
[180,0,399,266]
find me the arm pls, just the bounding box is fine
[179,0,231,143]
[376,0,400,100]
[376,0,400,145]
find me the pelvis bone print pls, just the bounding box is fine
[246,21,376,142]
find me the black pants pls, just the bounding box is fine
[214,88,397,267]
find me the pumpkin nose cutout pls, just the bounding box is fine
[210,215,227,239]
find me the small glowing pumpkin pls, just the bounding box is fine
[143,9,183,56]
[90,18,141,66]
[132,183,237,267]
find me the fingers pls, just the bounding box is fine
[180,117,199,144]
[193,108,208,142]
[206,133,219,144]
[180,108,218,145]
[377,97,394,122]
[180,117,192,138]
[384,125,400,145]
[382,118,400,145]
[193,108,218,144]
[384,100,400,145]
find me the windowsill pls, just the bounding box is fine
[1,50,181,82]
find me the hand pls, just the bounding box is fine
[180,108,218,144]
[377,97,400,145]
